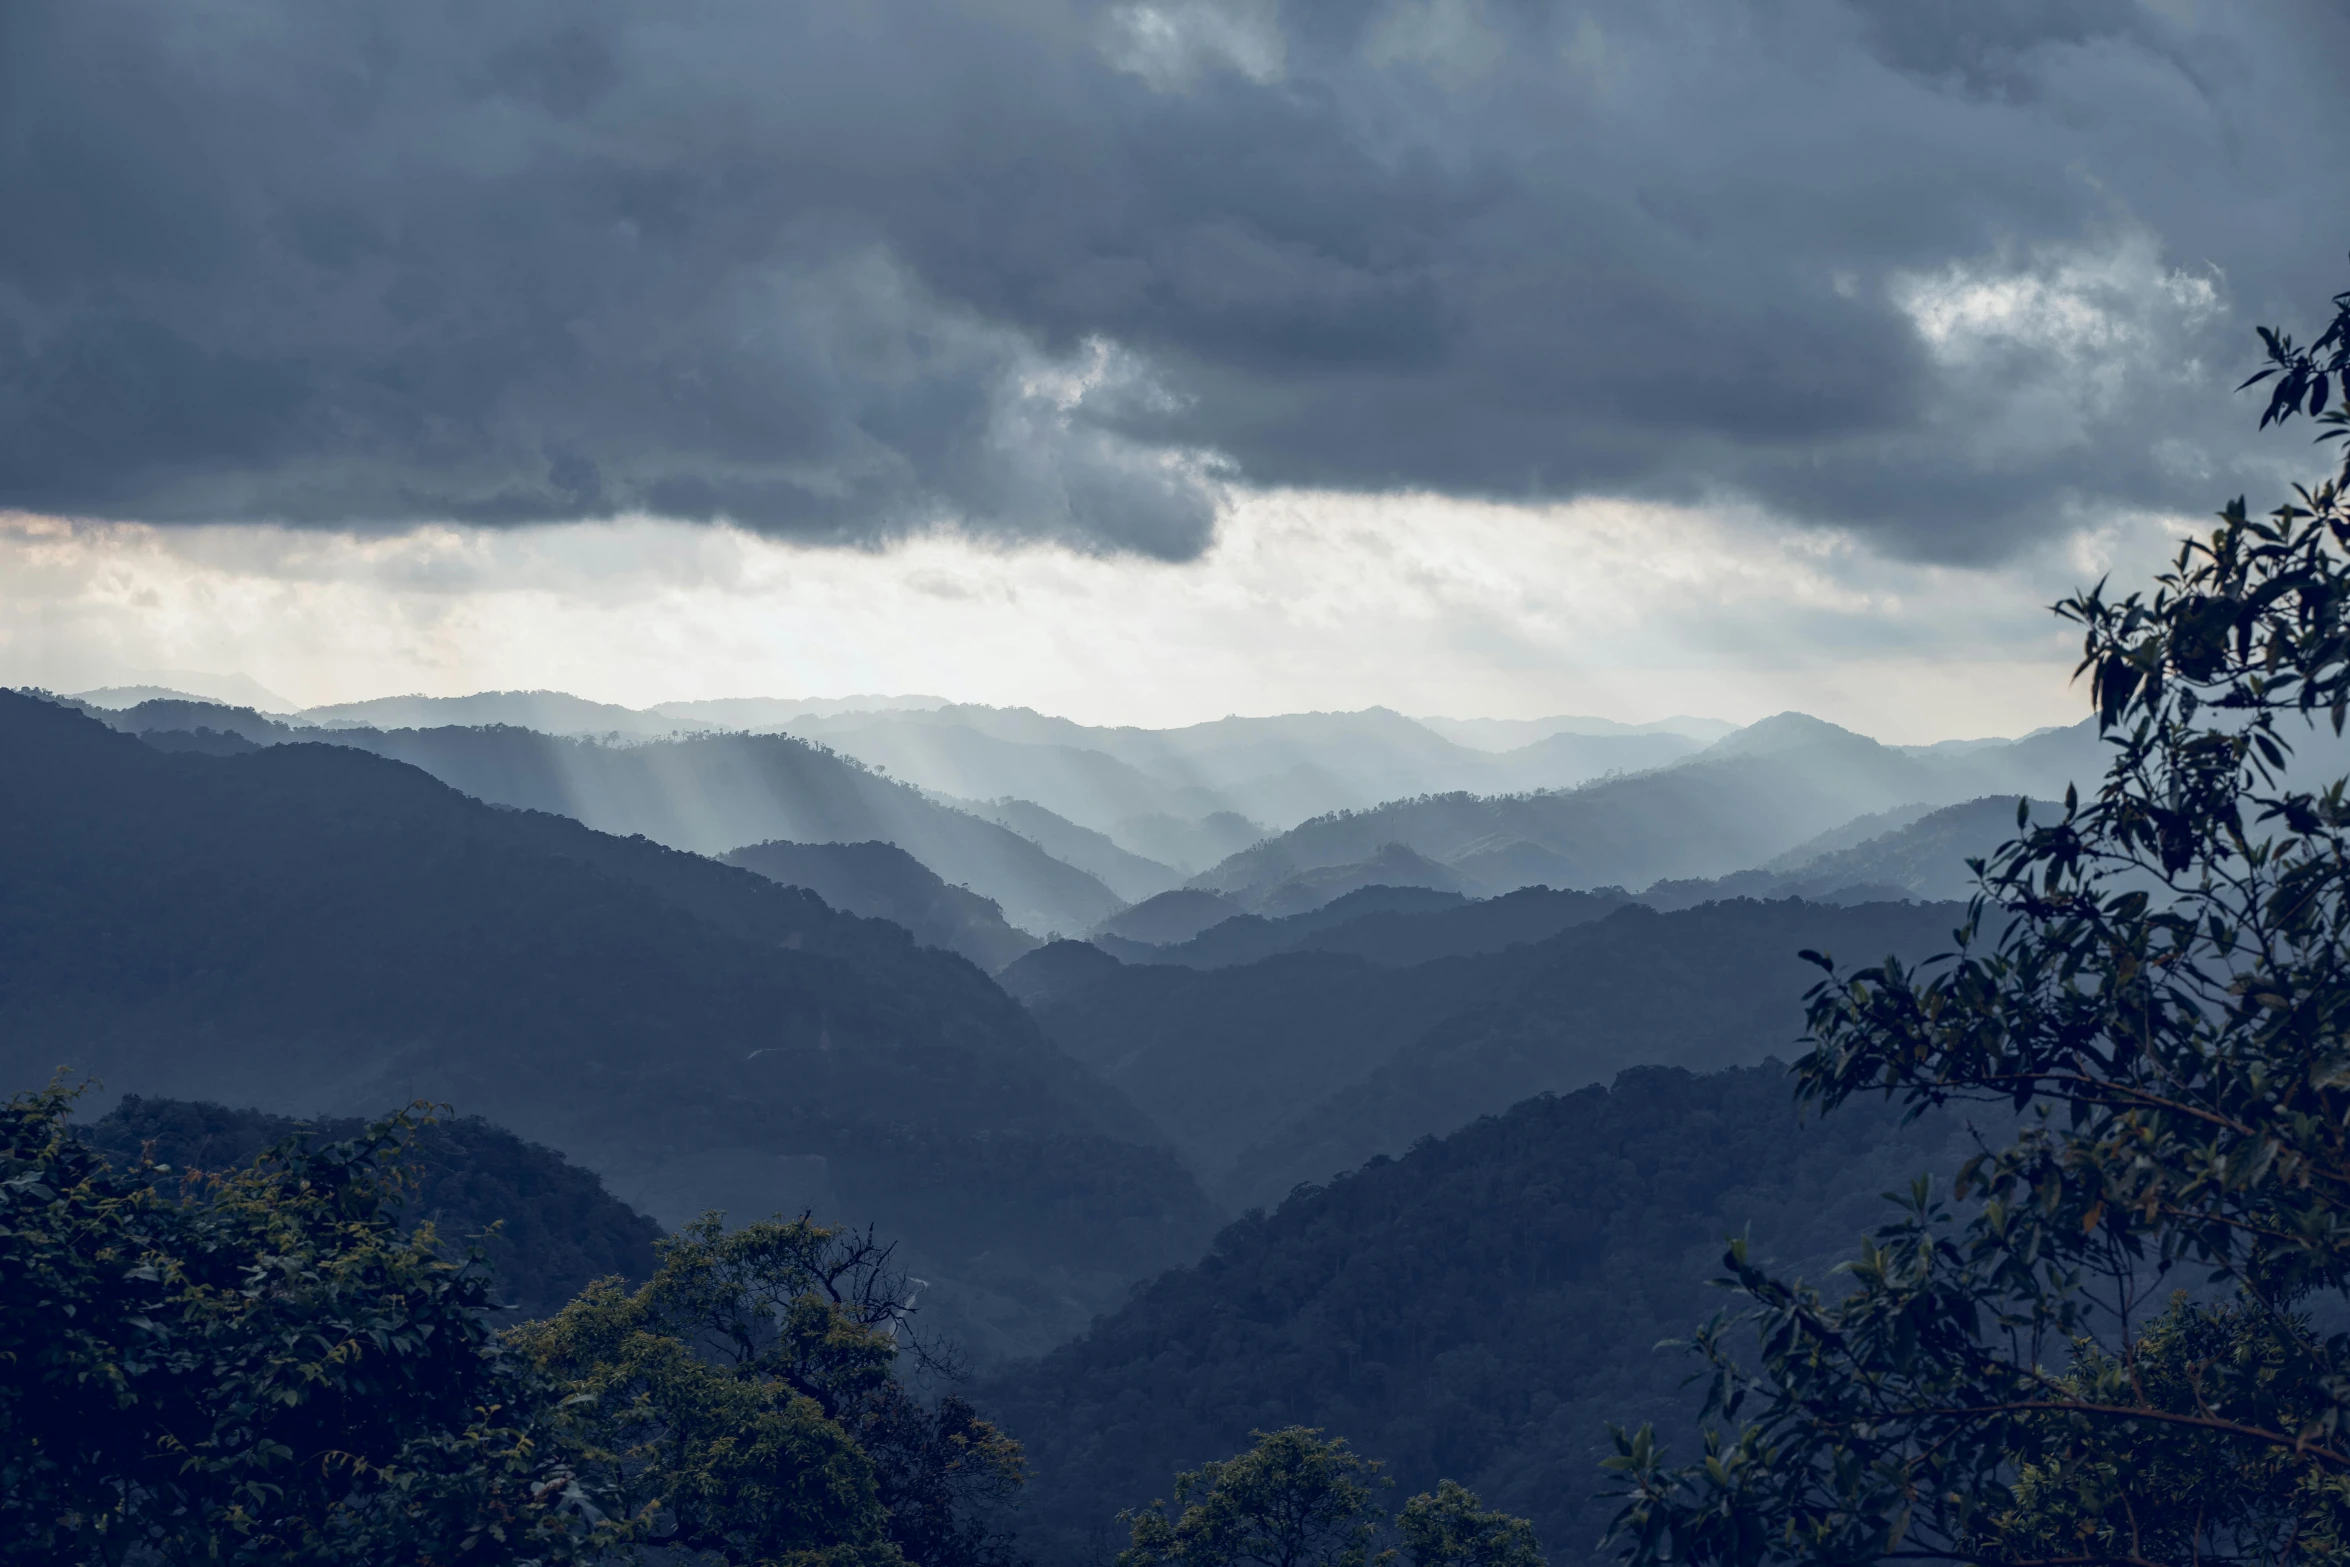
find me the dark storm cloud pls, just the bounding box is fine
[0,0,2342,559]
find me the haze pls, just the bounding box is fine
[17,7,2350,1562]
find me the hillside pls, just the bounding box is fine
[300,690,716,736]
[789,705,1474,830]
[793,704,1720,841]
[1417,713,1738,748]
[1640,796,2060,909]
[82,1097,663,1318]
[0,691,1216,1361]
[1218,898,1963,1207]
[1107,884,1633,972]
[985,1064,1987,1567]
[1188,714,2102,902]
[947,795,1184,903]
[722,839,1041,972]
[1093,884,1474,969]
[1104,810,1267,876]
[1251,842,1469,915]
[1008,894,1952,1193]
[84,698,1125,936]
[791,719,1225,840]
[1093,889,1248,945]
[1009,947,1520,1179]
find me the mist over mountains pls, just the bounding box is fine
[13,674,2127,1559]
[0,691,1216,1360]
[985,1065,1994,1567]
[17,2,2350,1554]
[70,682,2103,930]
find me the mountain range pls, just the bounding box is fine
[983,1063,1993,1567]
[82,1097,663,1319]
[27,671,2340,1567]
[9,671,2167,1562]
[66,686,2118,938]
[0,691,1217,1361]
[1181,713,2103,907]
[1009,894,1962,1206]
[79,697,1131,938]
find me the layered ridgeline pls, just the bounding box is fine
[81,1097,662,1318]
[1185,714,2104,909]
[0,692,1218,1361]
[1639,795,2065,910]
[984,1063,1987,1567]
[78,690,2115,929]
[1006,895,1961,1206]
[245,688,946,735]
[722,839,1041,972]
[777,705,1719,862]
[82,697,1129,937]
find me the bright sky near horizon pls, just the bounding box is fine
[0,487,2187,744]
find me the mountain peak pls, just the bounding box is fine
[1694,711,1875,760]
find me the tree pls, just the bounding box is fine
[1603,277,2350,1566]
[1397,1480,1545,1567]
[4,1082,1017,1567]
[0,1083,607,1567]
[1118,1428,1392,1567]
[1117,1430,1544,1567]
[512,1212,1024,1567]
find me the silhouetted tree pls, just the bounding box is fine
[1605,275,2350,1565]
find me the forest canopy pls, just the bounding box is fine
[0,1087,1020,1567]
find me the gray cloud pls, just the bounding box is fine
[0,0,2342,560]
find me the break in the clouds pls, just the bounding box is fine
[0,493,2182,743]
[1,1,2342,560]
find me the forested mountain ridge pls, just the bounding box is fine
[723,839,1041,972]
[1418,713,1737,748]
[1090,883,1468,967]
[984,1063,1988,1567]
[0,691,1217,1361]
[1640,796,2061,910]
[1092,888,1249,945]
[1013,947,1528,1179]
[779,718,1229,843]
[1009,893,1958,1196]
[944,793,1186,902]
[1088,884,1626,971]
[787,703,1711,839]
[1186,714,2102,905]
[78,695,1125,935]
[300,689,719,736]
[82,1097,663,1319]
[1217,898,1966,1207]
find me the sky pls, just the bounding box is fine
[3,1,2344,738]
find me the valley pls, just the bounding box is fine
[7,678,2104,1561]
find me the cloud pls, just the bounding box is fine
[0,1,2341,559]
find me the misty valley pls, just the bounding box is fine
[16,2,2350,1559]
[5,683,2104,1562]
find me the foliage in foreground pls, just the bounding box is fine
[1604,281,2350,1565]
[0,1083,605,1566]
[1,1085,1022,1567]
[1118,1428,1543,1567]
[514,1213,1025,1567]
